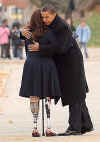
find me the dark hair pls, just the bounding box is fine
[29,9,48,40]
[2,19,8,24]
[42,3,56,14]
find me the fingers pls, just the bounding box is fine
[23,32,32,39]
[35,42,39,47]
[28,48,33,51]
[22,27,32,39]
[28,47,39,52]
[28,42,39,52]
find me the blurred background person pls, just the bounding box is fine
[76,19,91,58]
[12,26,19,58]
[6,25,12,59]
[12,24,24,59]
[0,19,10,59]
[16,24,24,60]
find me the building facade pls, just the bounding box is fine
[0,0,29,25]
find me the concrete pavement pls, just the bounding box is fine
[0,48,100,142]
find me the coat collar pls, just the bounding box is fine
[48,15,59,29]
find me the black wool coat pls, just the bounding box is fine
[39,15,89,106]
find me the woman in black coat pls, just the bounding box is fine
[19,10,61,137]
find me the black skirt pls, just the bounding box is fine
[19,52,61,99]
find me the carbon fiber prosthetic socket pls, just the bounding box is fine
[30,102,39,130]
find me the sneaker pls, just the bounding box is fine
[32,130,40,137]
[45,129,57,137]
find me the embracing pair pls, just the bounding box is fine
[20,3,93,137]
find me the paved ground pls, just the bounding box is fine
[0,48,100,142]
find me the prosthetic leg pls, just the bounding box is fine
[45,97,56,136]
[45,97,51,129]
[30,96,40,137]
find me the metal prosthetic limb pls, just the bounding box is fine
[45,97,51,129]
[30,100,39,130]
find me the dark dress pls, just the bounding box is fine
[19,30,61,100]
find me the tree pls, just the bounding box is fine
[65,0,75,18]
[30,0,100,19]
[30,0,40,7]
[41,0,48,6]
[76,0,100,12]
[30,0,69,14]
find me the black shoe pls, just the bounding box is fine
[58,130,82,136]
[81,127,94,134]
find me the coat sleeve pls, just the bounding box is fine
[38,31,58,56]
[39,23,73,56]
[20,32,26,40]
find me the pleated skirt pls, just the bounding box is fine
[19,53,61,99]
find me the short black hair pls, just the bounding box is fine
[42,3,57,13]
[2,19,8,24]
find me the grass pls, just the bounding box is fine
[74,12,100,47]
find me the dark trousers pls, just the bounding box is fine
[68,100,93,132]
[6,42,11,58]
[13,45,18,57]
[1,44,8,58]
[17,47,23,59]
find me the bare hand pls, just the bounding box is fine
[22,26,32,39]
[28,42,39,51]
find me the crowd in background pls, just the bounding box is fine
[0,19,24,60]
[0,17,91,60]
